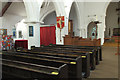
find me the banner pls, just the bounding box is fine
[57,16,65,29]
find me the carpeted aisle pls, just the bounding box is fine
[88,46,118,79]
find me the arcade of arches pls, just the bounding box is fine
[0,0,120,79]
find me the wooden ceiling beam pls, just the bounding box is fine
[0,2,12,17]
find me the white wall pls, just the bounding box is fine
[15,19,28,40]
[83,2,109,44]
[2,13,25,35]
[1,2,26,35]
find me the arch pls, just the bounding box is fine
[40,0,66,21]
[43,11,57,25]
[68,2,80,36]
[87,22,97,39]
[97,0,120,44]
[102,0,118,30]
[39,1,67,44]
[40,9,55,22]
[105,2,119,38]
[52,1,66,16]
[23,0,42,22]
[40,2,56,22]
[103,0,113,15]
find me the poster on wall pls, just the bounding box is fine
[29,26,34,37]
[12,27,16,38]
[0,29,7,35]
[13,31,16,38]
[3,29,7,35]
[2,35,14,50]
[0,29,3,35]
[19,31,22,38]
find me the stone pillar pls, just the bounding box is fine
[25,22,40,49]
[95,14,106,45]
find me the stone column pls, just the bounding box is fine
[25,22,40,49]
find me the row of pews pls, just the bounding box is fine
[1,44,102,80]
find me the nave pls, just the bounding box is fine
[0,0,120,80]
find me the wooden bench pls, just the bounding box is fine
[63,35,102,61]
[31,46,96,70]
[63,35,101,46]
[1,58,68,80]
[18,48,91,78]
[14,48,90,78]
[47,44,102,61]
[2,51,82,79]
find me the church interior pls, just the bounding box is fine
[0,0,120,80]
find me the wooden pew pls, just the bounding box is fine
[15,48,91,78]
[30,46,96,70]
[50,45,101,63]
[40,46,98,65]
[1,58,68,80]
[42,47,98,67]
[2,51,82,79]
[13,48,90,78]
[63,35,101,46]
[46,44,102,61]
[63,35,102,61]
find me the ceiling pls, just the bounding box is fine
[2,2,7,8]
[6,2,26,17]
[0,1,26,17]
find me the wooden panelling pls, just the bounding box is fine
[64,35,101,46]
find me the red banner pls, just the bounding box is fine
[57,16,65,29]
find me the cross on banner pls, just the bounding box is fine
[57,16,65,42]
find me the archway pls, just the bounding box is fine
[40,2,57,45]
[105,2,119,38]
[69,2,79,36]
[43,11,57,25]
[87,22,97,39]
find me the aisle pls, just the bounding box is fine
[88,46,118,79]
